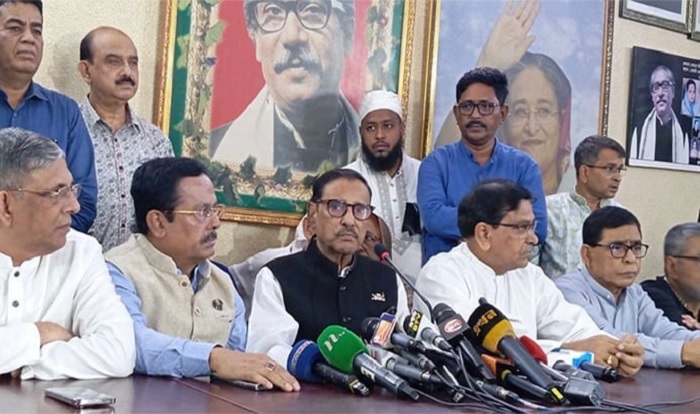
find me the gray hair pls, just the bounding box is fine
[0,128,65,189]
[664,223,700,256]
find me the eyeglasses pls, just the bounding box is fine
[456,100,500,116]
[170,204,225,221]
[315,199,374,221]
[651,81,674,93]
[585,164,627,176]
[488,220,537,237]
[592,242,649,258]
[252,0,332,33]
[5,183,81,203]
[509,106,559,126]
[671,255,700,263]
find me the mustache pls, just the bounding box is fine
[273,47,321,74]
[466,120,486,128]
[336,229,358,239]
[116,75,136,86]
[200,231,217,244]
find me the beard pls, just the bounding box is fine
[361,139,404,172]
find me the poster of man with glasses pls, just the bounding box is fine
[627,47,698,172]
[209,0,403,176]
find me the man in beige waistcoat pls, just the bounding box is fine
[106,157,299,391]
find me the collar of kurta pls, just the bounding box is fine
[304,237,356,278]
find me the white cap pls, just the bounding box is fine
[358,90,403,123]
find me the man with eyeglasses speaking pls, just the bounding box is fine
[247,168,409,366]
[417,67,547,263]
[415,180,643,375]
[540,136,627,279]
[556,207,700,369]
[105,157,300,391]
[212,0,359,173]
[630,65,689,164]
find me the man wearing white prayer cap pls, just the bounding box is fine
[344,90,423,283]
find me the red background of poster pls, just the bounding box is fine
[210,1,371,130]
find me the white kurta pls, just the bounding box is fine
[0,230,135,379]
[415,243,605,351]
[344,154,422,282]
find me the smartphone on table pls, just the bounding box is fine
[45,387,116,408]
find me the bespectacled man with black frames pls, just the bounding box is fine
[247,168,410,374]
[557,206,700,371]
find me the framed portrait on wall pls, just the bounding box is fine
[691,0,700,40]
[626,46,700,172]
[620,0,691,33]
[421,0,614,196]
[156,0,415,226]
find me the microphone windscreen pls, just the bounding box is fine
[317,325,368,374]
[519,336,548,364]
[287,340,324,382]
[467,303,516,353]
[373,243,390,259]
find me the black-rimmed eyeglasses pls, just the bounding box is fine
[592,242,648,258]
[671,255,700,263]
[585,164,627,176]
[315,199,374,221]
[456,100,500,116]
[487,220,537,237]
[252,0,333,33]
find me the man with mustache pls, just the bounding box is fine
[630,65,689,164]
[344,90,422,283]
[105,157,299,391]
[540,136,626,279]
[0,0,97,233]
[247,168,409,367]
[556,207,700,369]
[417,67,547,263]
[211,0,359,173]
[77,27,173,251]
[416,181,644,377]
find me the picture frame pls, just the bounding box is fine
[155,0,415,227]
[690,0,700,40]
[420,0,615,196]
[625,46,700,172]
[620,0,691,34]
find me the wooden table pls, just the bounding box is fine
[2,368,699,413]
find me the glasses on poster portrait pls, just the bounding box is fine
[651,81,674,93]
[592,242,649,259]
[170,204,225,222]
[487,220,537,237]
[508,106,559,126]
[456,100,500,117]
[253,0,333,33]
[584,164,627,176]
[315,199,374,221]
[5,183,81,204]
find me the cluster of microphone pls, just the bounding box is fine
[286,244,622,411]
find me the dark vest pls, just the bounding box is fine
[267,239,398,342]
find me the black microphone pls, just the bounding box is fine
[401,310,453,352]
[312,364,371,396]
[552,361,596,381]
[483,354,557,403]
[374,243,434,319]
[361,317,428,354]
[578,361,621,383]
[432,303,495,381]
[467,298,565,404]
[368,345,443,385]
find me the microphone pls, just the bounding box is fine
[317,325,420,401]
[401,310,453,352]
[374,243,434,318]
[287,340,370,396]
[361,317,428,354]
[519,336,569,383]
[432,302,495,381]
[578,361,621,383]
[468,298,565,404]
[367,345,443,385]
[482,354,559,403]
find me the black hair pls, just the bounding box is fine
[582,206,641,246]
[131,157,209,235]
[455,67,508,105]
[573,135,626,177]
[310,168,372,202]
[457,179,532,238]
[0,0,41,15]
